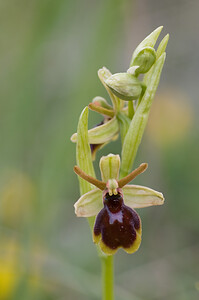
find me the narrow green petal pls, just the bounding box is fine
[76,107,96,196]
[71,117,119,144]
[100,154,120,182]
[130,26,163,66]
[74,189,102,217]
[120,53,166,177]
[123,185,164,208]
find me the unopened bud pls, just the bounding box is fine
[130,47,156,75]
[130,26,162,65]
[92,96,112,110]
[105,73,143,101]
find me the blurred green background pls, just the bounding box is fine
[0,0,198,299]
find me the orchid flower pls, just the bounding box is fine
[74,154,164,255]
[70,68,121,160]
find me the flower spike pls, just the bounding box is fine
[72,27,168,257]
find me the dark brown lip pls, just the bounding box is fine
[94,193,141,251]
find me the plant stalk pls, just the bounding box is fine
[101,255,114,300]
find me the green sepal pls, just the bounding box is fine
[100,154,120,182]
[74,189,102,217]
[71,117,119,144]
[120,53,166,177]
[123,185,164,208]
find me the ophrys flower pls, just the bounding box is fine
[74,154,164,255]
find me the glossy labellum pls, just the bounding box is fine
[93,191,141,255]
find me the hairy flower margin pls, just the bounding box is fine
[74,154,164,255]
[71,26,169,256]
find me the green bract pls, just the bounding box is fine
[76,107,96,195]
[120,52,166,177]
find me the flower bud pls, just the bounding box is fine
[98,66,112,82]
[130,26,162,66]
[105,73,143,101]
[92,96,112,110]
[130,47,156,75]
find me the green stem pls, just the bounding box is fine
[128,100,134,119]
[101,255,114,300]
